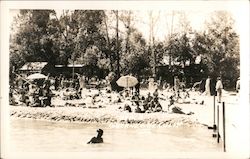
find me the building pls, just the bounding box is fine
[18,62,51,77]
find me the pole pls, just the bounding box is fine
[222,102,226,152]
[211,95,217,138]
[213,95,216,130]
[13,72,34,86]
[169,11,174,71]
[217,105,220,143]
[149,11,156,80]
[72,60,75,80]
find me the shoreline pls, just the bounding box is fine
[10,106,205,128]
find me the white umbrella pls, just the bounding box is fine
[116,75,138,88]
[26,73,47,80]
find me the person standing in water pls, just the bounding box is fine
[215,77,223,103]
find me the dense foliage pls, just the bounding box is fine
[10,10,239,88]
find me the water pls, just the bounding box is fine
[10,119,222,152]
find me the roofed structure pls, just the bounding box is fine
[19,62,48,72]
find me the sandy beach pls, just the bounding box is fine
[10,89,239,128]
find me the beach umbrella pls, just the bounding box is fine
[116,75,138,88]
[26,73,47,80]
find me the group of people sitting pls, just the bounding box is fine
[121,89,163,113]
[61,88,82,100]
[10,80,53,107]
[28,84,53,107]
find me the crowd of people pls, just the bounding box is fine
[117,89,163,113]
[9,74,105,106]
[10,76,53,107]
[9,73,240,113]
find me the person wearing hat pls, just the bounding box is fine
[87,129,104,144]
[215,76,223,103]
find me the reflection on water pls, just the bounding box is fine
[10,119,222,152]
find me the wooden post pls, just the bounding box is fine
[72,61,75,80]
[222,102,226,152]
[211,95,217,138]
[217,105,220,143]
[213,95,216,131]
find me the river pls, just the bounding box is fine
[9,118,222,152]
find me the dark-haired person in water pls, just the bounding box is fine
[87,129,104,144]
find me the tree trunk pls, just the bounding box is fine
[116,10,120,77]
[103,13,113,72]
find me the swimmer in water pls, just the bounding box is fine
[87,129,104,144]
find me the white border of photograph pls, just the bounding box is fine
[1,1,249,159]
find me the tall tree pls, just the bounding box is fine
[68,10,106,65]
[193,11,239,87]
[170,33,194,67]
[102,11,114,71]
[119,11,134,56]
[148,11,160,79]
[120,29,149,76]
[10,10,58,67]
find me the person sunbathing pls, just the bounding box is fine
[170,106,194,115]
[87,129,104,144]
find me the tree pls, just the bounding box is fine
[193,11,240,88]
[10,10,58,67]
[9,10,68,81]
[84,46,100,66]
[102,11,114,71]
[119,11,134,56]
[170,33,194,67]
[115,10,120,77]
[59,10,107,66]
[148,11,160,80]
[164,11,193,70]
[120,29,149,76]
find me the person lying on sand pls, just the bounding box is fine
[170,106,194,115]
[87,129,104,144]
